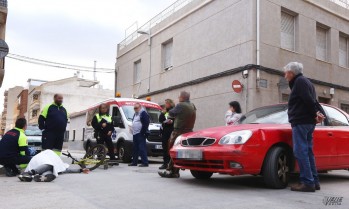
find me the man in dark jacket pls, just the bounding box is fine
[158,99,175,169]
[284,62,325,192]
[38,94,68,156]
[158,91,196,178]
[129,103,150,167]
[0,118,31,177]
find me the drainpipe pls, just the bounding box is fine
[256,0,260,88]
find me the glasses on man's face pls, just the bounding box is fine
[134,107,139,110]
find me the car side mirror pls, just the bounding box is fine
[113,116,125,128]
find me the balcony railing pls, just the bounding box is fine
[331,0,349,9]
[118,0,194,50]
[0,0,7,8]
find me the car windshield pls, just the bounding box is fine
[25,126,42,136]
[239,104,289,124]
[122,106,161,123]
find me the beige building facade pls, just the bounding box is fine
[27,76,114,125]
[116,0,349,129]
[0,86,24,133]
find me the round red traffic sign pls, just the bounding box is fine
[232,80,243,93]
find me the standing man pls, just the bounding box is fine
[38,94,68,156]
[284,62,325,192]
[129,103,150,167]
[0,118,31,177]
[158,99,175,169]
[158,91,196,178]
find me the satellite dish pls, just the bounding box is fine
[0,39,9,59]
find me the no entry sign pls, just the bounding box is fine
[232,80,243,93]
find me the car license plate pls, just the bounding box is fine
[155,145,162,149]
[177,150,202,160]
[32,146,41,151]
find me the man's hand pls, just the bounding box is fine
[166,119,173,124]
[82,168,90,174]
[102,123,107,128]
[315,111,325,124]
[107,131,112,136]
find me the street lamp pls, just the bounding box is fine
[137,29,151,92]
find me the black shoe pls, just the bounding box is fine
[158,170,180,178]
[33,174,56,182]
[5,167,17,177]
[138,164,149,167]
[315,183,321,190]
[128,164,137,166]
[18,172,33,182]
[159,164,167,170]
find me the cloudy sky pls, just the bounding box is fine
[0,0,174,108]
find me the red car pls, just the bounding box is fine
[170,104,349,189]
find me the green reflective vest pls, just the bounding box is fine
[96,113,112,123]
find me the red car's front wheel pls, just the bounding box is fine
[190,170,213,179]
[263,146,290,189]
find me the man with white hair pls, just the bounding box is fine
[284,62,325,192]
[158,91,196,178]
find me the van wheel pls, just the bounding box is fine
[118,143,132,163]
[263,146,290,189]
[190,170,213,179]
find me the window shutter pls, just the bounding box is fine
[163,40,173,70]
[134,61,141,83]
[281,12,295,51]
[339,35,348,67]
[316,27,327,61]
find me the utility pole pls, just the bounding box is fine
[93,60,97,81]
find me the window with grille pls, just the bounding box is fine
[32,110,38,118]
[33,94,39,101]
[134,60,141,84]
[162,39,173,70]
[281,11,295,51]
[341,103,349,114]
[339,34,348,68]
[316,25,329,61]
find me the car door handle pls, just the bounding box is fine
[328,132,333,137]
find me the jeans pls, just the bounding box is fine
[292,124,319,186]
[132,133,148,165]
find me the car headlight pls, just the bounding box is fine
[174,135,184,146]
[219,130,253,145]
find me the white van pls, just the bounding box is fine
[82,98,163,163]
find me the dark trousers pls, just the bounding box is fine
[0,155,31,172]
[132,133,148,165]
[42,130,65,154]
[292,124,319,186]
[162,131,172,165]
[167,130,191,174]
[97,135,116,160]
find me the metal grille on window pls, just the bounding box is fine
[281,12,295,51]
[339,35,348,67]
[316,26,327,61]
[163,41,173,70]
[134,61,141,83]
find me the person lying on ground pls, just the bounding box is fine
[18,150,89,182]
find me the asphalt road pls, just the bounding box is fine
[1,151,348,209]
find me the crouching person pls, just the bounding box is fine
[0,118,31,177]
[18,150,89,182]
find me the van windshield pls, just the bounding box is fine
[122,106,161,123]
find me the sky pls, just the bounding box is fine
[0,0,174,109]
